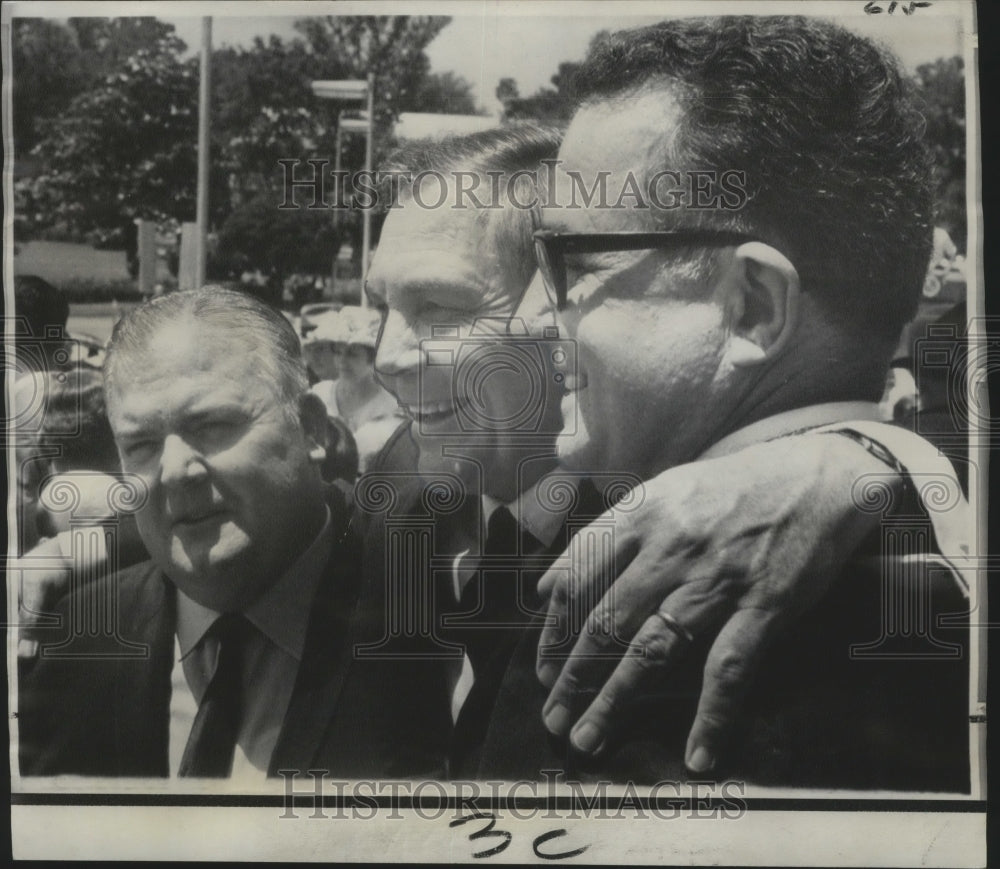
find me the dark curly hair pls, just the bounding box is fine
[572,16,934,341]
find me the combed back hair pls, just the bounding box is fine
[103,287,309,412]
[572,16,934,341]
[380,125,563,293]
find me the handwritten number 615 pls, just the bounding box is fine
[864,1,933,13]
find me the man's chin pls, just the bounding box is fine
[554,428,601,474]
[164,541,264,610]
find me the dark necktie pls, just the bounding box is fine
[178,613,251,778]
[456,506,543,678]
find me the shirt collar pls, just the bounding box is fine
[482,473,574,551]
[175,507,332,661]
[698,401,881,460]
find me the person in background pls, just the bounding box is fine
[302,311,342,386]
[304,306,403,473]
[12,274,70,372]
[12,274,72,551]
[15,367,151,659]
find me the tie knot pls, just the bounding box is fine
[485,506,520,556]
[207,612,252,648]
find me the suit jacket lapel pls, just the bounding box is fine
[111,566,176,777]
[269,515,364,776]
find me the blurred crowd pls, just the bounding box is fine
[299,304,404,478]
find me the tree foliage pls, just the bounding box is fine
[497,61,581,124]
[212,191,340,283]
[15,14,467,260]
[12,17,185,154]
[211,35,347,201]
[408,71,480,115]
[11,19,88,153]
[15,22,213,244]
[912,56,966,246]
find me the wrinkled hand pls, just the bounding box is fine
[535,433,900,773]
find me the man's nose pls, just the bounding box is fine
[516,270,562,337]
[374,309,423,379]
[159,434,208,487]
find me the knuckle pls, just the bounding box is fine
[582,606,622,652]
[554,666,593,704]
[695,708,731,736]
[565,568,600,610]
[704,648,748,690]
[634,624,673,669]
[589,688,622,720]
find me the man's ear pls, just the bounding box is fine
[298,393,328,464]
[718,241,800,368]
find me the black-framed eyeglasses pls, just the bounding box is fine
[532,229,757,311]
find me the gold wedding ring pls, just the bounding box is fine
[655,609,695,644]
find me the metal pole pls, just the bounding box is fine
[195,17,211,288]
[332,114,343,292]
[360,72,374,307]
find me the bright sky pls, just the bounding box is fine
[156,2,969,115]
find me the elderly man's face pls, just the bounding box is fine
[530,92,736,478]
[369,188,562,501]
[107,321,324,612]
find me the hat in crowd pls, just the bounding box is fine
[341,306,382,349]
[306,306,381,349]
[305,309,347,345]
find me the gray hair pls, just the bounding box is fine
[103,287,309,412]
[381,125,563,293]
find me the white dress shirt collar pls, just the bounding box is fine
[699,401,882,460]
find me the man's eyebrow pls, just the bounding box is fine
[392,278,487,308]
[181,404,251,424]
[112,420,158,440]
[114,403,249,435]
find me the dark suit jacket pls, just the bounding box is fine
[18,489,365,778]
[343,435,973,791]
[458,520,972,792]
[314,455,458,779]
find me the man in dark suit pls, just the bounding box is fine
[357,80,972,790]
[19,288,364,779]
[491,16,973,789]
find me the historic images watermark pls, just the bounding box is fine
[277,769,748,821]
[277,159,749,212]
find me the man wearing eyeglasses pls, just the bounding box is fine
[471,16,972,789]
[350,29,971,783]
